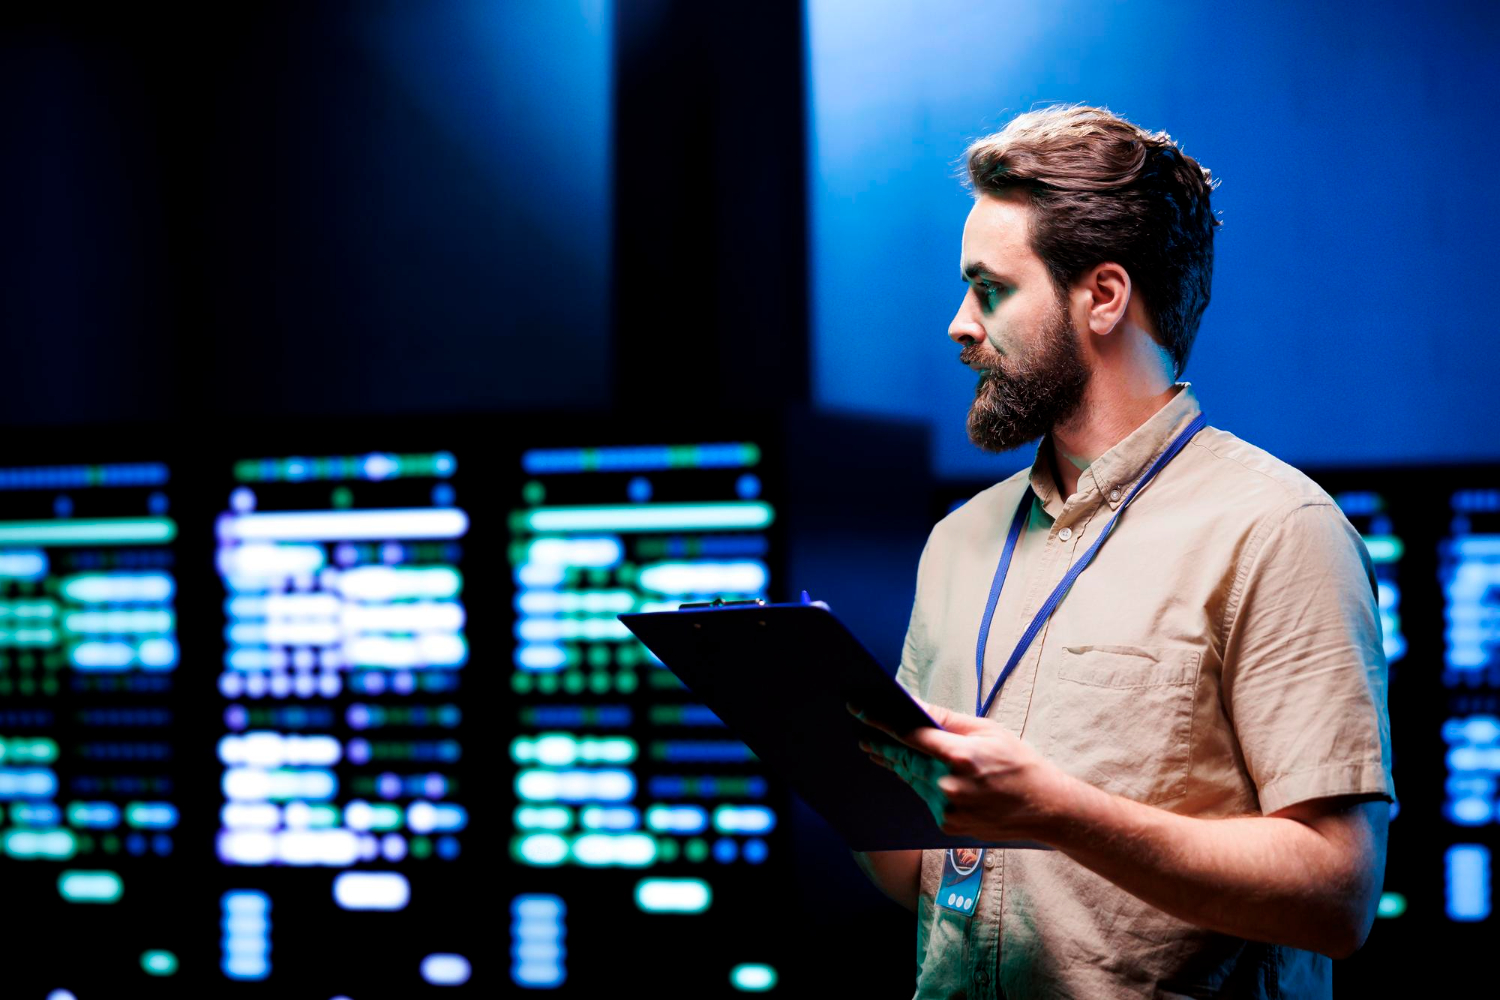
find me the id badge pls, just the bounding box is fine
[937,847,984,916]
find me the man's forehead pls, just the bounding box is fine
[961,194,1035,275]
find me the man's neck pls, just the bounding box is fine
[1049,378,1181,500]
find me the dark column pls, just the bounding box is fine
[611,0,809,418]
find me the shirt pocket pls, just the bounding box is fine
[1037,644,1202,809]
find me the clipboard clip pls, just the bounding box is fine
[677,597,767,610]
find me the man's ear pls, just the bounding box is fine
[1081,261,1132,337]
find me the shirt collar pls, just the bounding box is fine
[1028,382,1202,517]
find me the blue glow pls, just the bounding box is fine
[67,802,121,829]
[13,803,61,824]
[1446,845,1491,921]
[0,549,48,579]
[0,463,168,490]
[421,953,472,985]
[217,508,469,542]
[523,443,759,474]
[649,776,767,799]
[529,705,632,728]
[675,705,726,727]
[1334,492,1384,516]
[127,802,179,829]
[511,894,566,988]
[1441,530,1500,682]
[713,805,776,835]
[646,805,708,834]
[518,644,568,672]
[806,0,1500,476]
[522,502,773,533]
[655,741,758,763]
[221,890,271,981]
[581,806,640,831]
[1454,490,1500,513]
[61,572,174,603]
[0,768,58,798]
[1444,713,1500,826]
[333,872,410,911]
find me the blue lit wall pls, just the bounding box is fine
[806,0,1500,481]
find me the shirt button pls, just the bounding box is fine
[1058,527,1072,541]
[985,851,997,868]
[1109,488,1121,502]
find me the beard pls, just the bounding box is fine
[959,295,1091,454]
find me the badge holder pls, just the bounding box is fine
[937,847,984,916]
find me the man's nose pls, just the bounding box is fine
[949,297,984,347]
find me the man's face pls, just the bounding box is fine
[948,193,1090,454]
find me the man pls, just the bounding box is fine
[848,104,1395,999]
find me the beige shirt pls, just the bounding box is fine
[894,382,1396,999]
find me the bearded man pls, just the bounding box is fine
[849,104,1395,1000]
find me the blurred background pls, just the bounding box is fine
[1,0,1497,995]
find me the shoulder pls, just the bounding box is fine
[1183,425,1350,539]
[1187,426,1335,508]
[924,467,1032,557]
[1187,427,1374,600]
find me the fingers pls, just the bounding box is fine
[917,698,1005,739]
[846,702,910,747]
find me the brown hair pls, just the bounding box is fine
[962,104,1220,377]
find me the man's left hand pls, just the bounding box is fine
[848,697,1066,843]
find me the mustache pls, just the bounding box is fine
[958,343,998,368]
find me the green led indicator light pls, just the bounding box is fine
[0,518,176,546]
[58,869,123,903]
[141,950,178,976]
[635,878,712,913]
[731,964,777,992]
[1363,536,1403,563]
[1376,892,1406,918]
[523,481,546,505]
[514,501,774,534]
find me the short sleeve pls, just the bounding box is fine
[1220,500,1397,815]
[895,534,936,698]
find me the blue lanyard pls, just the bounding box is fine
[974,413,1207,718]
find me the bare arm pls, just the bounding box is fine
[852,698,1390,959]
[1041,776,1389,959]
[850,848,922,914]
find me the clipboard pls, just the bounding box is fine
[618,600,1049,851]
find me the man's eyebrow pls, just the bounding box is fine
[961,261,1012,283]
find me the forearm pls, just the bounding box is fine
[1036,774,1364,958]
[851,849,921,914]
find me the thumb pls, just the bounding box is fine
[916,696,999,736]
